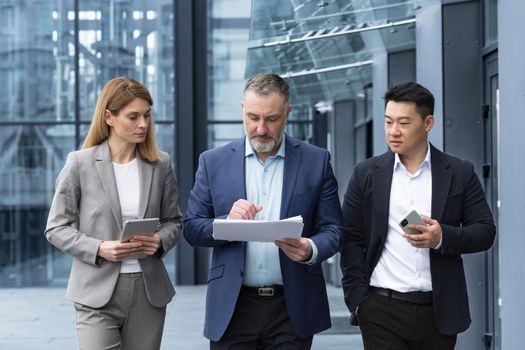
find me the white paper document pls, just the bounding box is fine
[212,215,304,242]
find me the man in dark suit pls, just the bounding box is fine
[340,82,496,350]
[184,73,342,349]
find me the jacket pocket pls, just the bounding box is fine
[207,265,224,283]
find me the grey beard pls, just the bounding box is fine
[250,139,275,153]
[248,130,284,153]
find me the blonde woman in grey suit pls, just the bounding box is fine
[45,77,182,350]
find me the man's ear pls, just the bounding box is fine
[425,115,435,132]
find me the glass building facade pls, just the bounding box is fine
[0,0,440,288]
[0,0,176,287]
[0,0,261,288]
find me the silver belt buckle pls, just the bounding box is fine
[258,287,275,296]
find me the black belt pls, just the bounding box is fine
[371,287,433,304]
[241,284,284,297]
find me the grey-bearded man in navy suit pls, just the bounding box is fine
[184,73,342,349]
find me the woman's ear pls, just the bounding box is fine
[105,109,113,126]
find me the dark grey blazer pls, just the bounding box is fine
[340,144,496,335]
[45,140,182,308]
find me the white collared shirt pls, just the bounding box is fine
[370,146,433,292]
[113,158,142,273]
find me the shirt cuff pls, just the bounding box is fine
[434,234,443,250]
[301,238,318,265]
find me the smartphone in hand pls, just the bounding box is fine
[399,210,427,235]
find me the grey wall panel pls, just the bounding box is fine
[175,0,211,285]
[333,100,355,201]
[442,1,482,169]
[498,1,525,349]
[442,2,484,350]
[417,3,444,150]
[388,50,416,88]
[372,51,388,156]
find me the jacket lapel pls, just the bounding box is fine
[372,151,395,242]
[229,138,247,202]
[280,136,300,219]
[430,144,452,221]
[94,140,123,231]
[229,138,247,257]
[137,156,153,219]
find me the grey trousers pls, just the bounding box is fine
[74,272,166,350]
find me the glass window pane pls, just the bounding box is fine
[208,0,251,125]
[78,1,175,121]
[0,1,177,288]
[208,123,245,148]
[0,125,75,287]
[0,0,76,122]
[484,0,498,46]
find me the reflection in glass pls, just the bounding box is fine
[78,0,175,121]
[0,125,75,287]
[250,0,438,41]
[484,0,498,46]
[0,0,73,122]
[207,0,252,145]
[0,1,176,288]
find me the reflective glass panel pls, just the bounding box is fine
[207,0,252,145]
[250,0,438,41]
[0,0,75,122]
[78,0,175,121]
[484,0,498,46]
[0,125,75,287]
[0,0,176,288]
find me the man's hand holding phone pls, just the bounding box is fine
[400,210,442,249]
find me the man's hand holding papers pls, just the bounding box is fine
[228,199,262,220]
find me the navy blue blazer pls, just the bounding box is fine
[340,144,496,335]
[184,136,343,341]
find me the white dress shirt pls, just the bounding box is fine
[370,146,433,292]
[113,158,141,273]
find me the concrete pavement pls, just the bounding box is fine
[0,285,363,349]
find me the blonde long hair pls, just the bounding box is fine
[82,77,160,162]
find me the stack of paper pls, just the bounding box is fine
[212,215,304,242]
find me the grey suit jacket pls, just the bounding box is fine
[45,140,182,308]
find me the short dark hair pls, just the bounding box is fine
[244,73,290,104]
[384,81,434,118]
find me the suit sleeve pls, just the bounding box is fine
[308,152,343,262]
[156,157,183,258]
[183,153,230,247]
[439,162,496,255]
[340,165,369,314]
[44,153,102,266]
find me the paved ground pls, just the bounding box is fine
[0,285,364,349]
